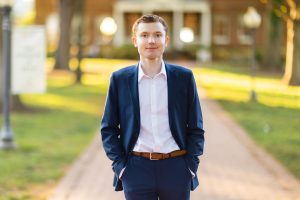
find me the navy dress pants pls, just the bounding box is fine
[121,155,192,200]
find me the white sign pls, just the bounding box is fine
[12,26,46,94]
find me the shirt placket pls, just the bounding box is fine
[151,77,159,152]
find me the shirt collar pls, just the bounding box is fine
[138,61,167,82]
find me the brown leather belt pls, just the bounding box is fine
[132,150,187,160]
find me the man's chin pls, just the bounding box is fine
[144,54,163,60]
[146,57,161,61]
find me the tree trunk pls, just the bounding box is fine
[288,20,300,85]
[283,17,300,85]
[11,95,27,111]
[283,18,294,84]
[54,0,75,70]
[263,7,283,71]
[74,0,84,84]
[282,0,300,85]
[0,13,3,111]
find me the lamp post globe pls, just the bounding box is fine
[100,17,117,36]
[244,7,262,29]
[180,27,194,43]
[99,17,117,46]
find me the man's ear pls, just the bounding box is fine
[132,36,137,47]
[165,35,169,47]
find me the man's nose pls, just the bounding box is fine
[148,36,155,43]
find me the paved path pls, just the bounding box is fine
[48,90,300,200]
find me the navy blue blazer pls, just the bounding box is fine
[101,63,205,191]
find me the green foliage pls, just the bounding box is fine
[270,10,283,40]
[194,62,300,180]
[180,44,204,60]
[0,77,105,199]
[100,44,139,60]
[212,46,250,61]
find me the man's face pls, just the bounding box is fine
[132,22,169,60]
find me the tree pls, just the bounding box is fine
[282,0,300,85]
[53,0,76,70]
[74,0,85,83]
[0,13,3,111]
[265,0,300,85]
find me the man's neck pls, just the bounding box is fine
[140,57,163,77]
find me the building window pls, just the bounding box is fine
[184,12,201,38]
[213,14,230,45]
[153,11,173,37]
[237,14,252,44]
[124,12,142,38]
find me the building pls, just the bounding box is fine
[35,0,266,61]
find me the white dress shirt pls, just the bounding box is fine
[133,62,180,153]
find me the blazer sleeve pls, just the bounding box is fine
[101,73,126,177]
[185,71,205,173]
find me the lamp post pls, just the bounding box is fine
[98,17,117,58]
[0,0,15,149]
[243,7,261,102]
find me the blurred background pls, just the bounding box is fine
[0,0,299,199]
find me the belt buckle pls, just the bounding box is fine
[150,152,159,160]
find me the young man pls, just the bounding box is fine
[101,14,205,200]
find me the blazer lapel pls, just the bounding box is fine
[127,64,140,126]
[166,63,185,149]
[165,63,175,128]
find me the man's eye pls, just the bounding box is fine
[141,34,148,38]
[155,34,162,37]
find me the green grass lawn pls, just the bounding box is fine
[192,62,300,180]
[0,72,107,200]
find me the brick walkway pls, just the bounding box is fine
[48,90,300,200]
